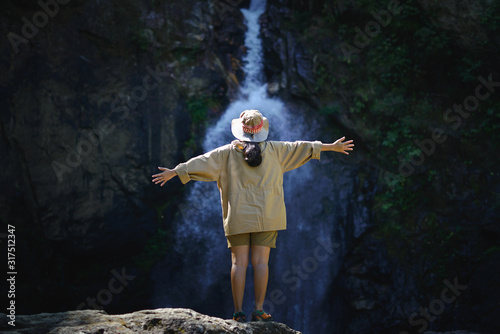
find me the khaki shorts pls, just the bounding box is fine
[226,231,278,248]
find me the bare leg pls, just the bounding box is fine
[251,245,271,311]
[231,245,249,313]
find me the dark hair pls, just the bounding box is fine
[243,142,262,167]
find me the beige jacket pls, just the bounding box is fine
[174,140,323,236]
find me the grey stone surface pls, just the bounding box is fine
[0,308,302,334]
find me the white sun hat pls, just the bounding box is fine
[231,109,269,142]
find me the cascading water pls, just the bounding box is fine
[152,0,364,332]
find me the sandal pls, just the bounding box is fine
[251,309,273,322]
[233,311,246,323]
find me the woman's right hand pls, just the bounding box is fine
[152,167,177,186]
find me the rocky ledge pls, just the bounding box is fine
[0,308,301,334]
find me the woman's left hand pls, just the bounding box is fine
[332,137,354,155]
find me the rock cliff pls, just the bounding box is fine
[261,0,500,333]
[0,0,247,314]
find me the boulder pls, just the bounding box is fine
[0,308,301,334]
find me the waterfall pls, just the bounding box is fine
[152,0,357,332]
[202,0,304,152]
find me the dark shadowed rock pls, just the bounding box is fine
[0,0,247,314]
[0,308,301,334]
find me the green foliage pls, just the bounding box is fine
[133,28,154,51]
[413,26,449,54]
[461,100,500,146]
[318,104,340,117]
[289,0,499,287]
[480,2,500,31]
[186,96,220,125]
[373,170,468,284]
[183,137,198,156]
[320,3,336,25]
[458,57,483,83]
[314,61,336,92]
[183,95,222,156]
[380,120,416,153]
[132,229,169,271]
[131,199,174,272]
[419,215,464,280]
[482,246,500,259]
[368,38,414,87]
[186,97,209,125]
[374,175,414,220]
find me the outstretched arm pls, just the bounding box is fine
[152,167,177,186]
[152,146,228,186]
[321,137,354,155]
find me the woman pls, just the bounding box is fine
[152,109,354,323]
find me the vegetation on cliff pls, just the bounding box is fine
[263,0,499,331]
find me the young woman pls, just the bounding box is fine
[152,109,354,322]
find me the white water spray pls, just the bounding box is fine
[170,0,312,296]
[153,1,347,332]
[203,0,308,152]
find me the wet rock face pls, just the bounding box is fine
[260,0,500,333]
[1,0,246,250]
[416,0,490,48]
[0,0,246,314]
[0,308,302,334]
